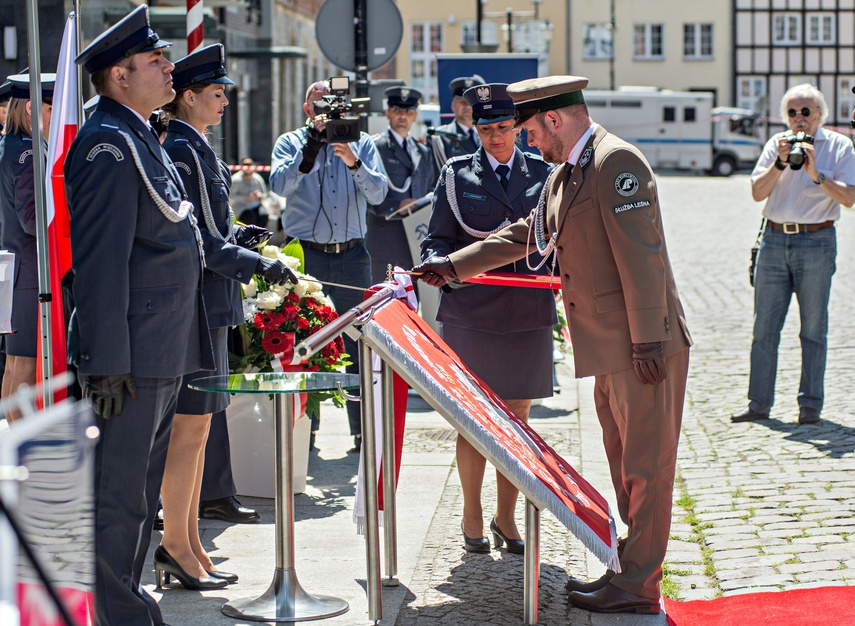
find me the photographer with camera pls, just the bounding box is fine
[732,84,855,426]
[270,79,387,452]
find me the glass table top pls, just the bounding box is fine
[189,372,360,394]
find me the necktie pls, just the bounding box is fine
[468,128,477,145]
[496,164,510,191]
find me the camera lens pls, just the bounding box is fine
[334,124,348,136]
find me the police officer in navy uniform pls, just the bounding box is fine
[65,6,214,625]
[420,83,556,554]
[428,75,485,170]
[366,85,439,283]
[0,78,11,133]
[0,73,54,422]
[159,44,295,587]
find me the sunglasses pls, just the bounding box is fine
[787,107,813,118]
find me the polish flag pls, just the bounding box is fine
[39,12,79,403]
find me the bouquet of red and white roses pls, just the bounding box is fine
[230,243,349,418]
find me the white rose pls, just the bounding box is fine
[242,278,258,298]
[301,273,323,294]
[256,290,283,310]
[292,280,309,299]
[271,283,291,297]
[261,245,281,259]
[281,255,301,271]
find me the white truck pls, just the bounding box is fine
[585,87,764,176]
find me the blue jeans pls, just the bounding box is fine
[749,226,836,414]
[303,243,373,436]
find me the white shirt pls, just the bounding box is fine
[751,126,855,223]
[566,124,597,167]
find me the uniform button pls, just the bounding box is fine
[557,245,564,252]
[563,273,570,280]
[236,271,243,279]
[81,353,90,361]
[146,300,154,311]
[569,302,576,310]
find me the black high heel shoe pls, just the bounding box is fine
[461,521,490,553]
[491,517,525,554]
[153,545,228,590]
[206,569,239,583]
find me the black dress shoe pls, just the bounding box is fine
[565,569,615,593]
[567,582,660,615]
[490,517,524,554]
[799,408,821,424]
[153,545,228,590]
[199,497,260,524]
[153,501,164,531]
[206,569,239,583]
[461,521,490,553]
[731,407,770,422]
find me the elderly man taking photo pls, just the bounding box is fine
[732,84,855,426]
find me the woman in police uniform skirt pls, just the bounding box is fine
[421,84,556,555]
[0,74,53,422]
[157,45,293,589]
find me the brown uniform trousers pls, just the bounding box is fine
[450,124,692,599]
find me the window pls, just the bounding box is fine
[663,106,676,122]
[634,24,663,59]
[583,23,613,60]
[513,21,551,54]
[461,20,498,47]
[772,13,801,45]
[684,23,713,59]
[806,13,835,45]
[737,77,766,114]
[838,78,855,123]
[684,107,697,122]
[410,22,443,103]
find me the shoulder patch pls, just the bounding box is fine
[579,146,593,169]
[18,149,33,164]
[613,199,651,214]
[174,161,192,175]
[86,143,124,162]
[614,172,639,197]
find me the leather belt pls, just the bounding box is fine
[766,220,834,234]
[307,238,363,253]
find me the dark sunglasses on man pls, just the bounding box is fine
[787,107,813,118]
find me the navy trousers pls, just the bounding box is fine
[200,410,236,501]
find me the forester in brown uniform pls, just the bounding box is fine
[414,75,692,615]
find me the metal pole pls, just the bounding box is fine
[523,499,540,625]
[354,0,369,132]
[381,360,399,586]
[26,0,53,409]
[476,0,483,46]
[360,341,382,622]
[609,0,616,90]
[507,9,513,53]
[74,0,83,127]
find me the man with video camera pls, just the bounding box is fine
[270,79,387,452]
[732,84,855,426]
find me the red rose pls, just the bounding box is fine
[296,317,310,330]
[282,304,300,322]
[286,293,300,304]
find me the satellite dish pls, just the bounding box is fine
[316,0,403,71]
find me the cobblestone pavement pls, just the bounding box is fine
[393,174,855,623]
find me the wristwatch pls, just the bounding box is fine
[347,158,362,172]
[774,158,787,171]
[813,173,826,185]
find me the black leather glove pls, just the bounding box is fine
[298,127,325,174]
[632,342,667,385]
[80,374,138,419]
[256,256,299,285]
[412,256,459,288]
[234,225,272,250]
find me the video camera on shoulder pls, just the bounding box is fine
[786,131,814,170]
[312,76,371,143]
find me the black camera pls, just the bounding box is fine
[786,131,815,170]
[312,76,370,143]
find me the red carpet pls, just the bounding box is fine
[664,586,855,626]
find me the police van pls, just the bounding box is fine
[585,87,764,176]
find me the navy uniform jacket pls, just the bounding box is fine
[366,129,439,280]
[421,146,556,333]
[163,120,258,329]
[428,120,480,172]
[0,132,40,288]
[65,97,214,377]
